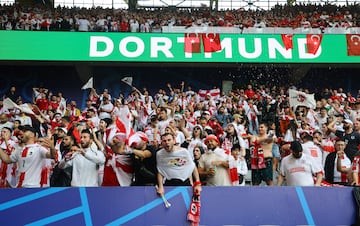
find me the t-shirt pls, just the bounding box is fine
[280,153,323,186]
[10,143,48,188]
[156,147,195,182]
[302,141,323,168]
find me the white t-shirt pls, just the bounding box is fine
[78,18,90,31]
[156,147,195,182]
[10,143,48,188]
[302,141,324,168]
[98,102,114,119]
[279,153,322,186]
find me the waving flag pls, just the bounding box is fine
[281,34,293,50]
[289,89,316,109]
[184,33,201,53]
[81,77,93,90]
[3,98,35,115]
[121,77,133,87]
[198,88,220,100]
[306,34,322,54]
[201,33,221,53]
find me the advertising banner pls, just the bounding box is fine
[0,31,360,63]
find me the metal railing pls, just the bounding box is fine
[46,0,360,10]
[162,26,360,34]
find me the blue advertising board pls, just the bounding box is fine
[0,186,356,226]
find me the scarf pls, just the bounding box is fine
[251,141,266,169]
[187,194,201,226]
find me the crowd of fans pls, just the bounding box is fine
[0,81,359,188]
[0,2,360,31]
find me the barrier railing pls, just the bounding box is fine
[162,26,360,34]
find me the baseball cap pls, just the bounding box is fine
[290,141,303,153]
[343,119,353,125]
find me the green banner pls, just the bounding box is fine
[0,31,359,63]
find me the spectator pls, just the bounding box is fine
[300,131,323,169]
[328,117,360,161]
[249,122,275,186]
[230,144,248,186]
[156,133,201,196]
[3,86,19,103]
[324,139,352,185]
[277,141,323,186]
[198,134,231,186]
[58,129,105,187]
[0,127,17,187]
[0,125,56,187]
[50,134,76,187]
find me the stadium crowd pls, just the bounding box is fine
[0,80,359,188]
[0,2,360,31]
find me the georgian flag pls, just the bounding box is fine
[198,88,220,100]
[289,89,316,109]
[81,77,93,90]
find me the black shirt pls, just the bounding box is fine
[335,130,360,161]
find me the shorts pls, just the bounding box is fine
[251,158,273,185]
[164,178,191,186]
[272,144,281,158]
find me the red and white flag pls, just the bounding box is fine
[201,33,221,53]
[346,34,360,56]
[229,156,239,186]
[289,89,316,109]
[281,34,293,50]
[306,34,323,54]
[117,105,135,143]
[184,33,201,53]
[3,98,35,115]
[198,88,220,100]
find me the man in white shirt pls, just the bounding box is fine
[0,125,56,188]
[277,141,323,186]
[58,129,105,187]
[156,133,202,196]
[301,131,324,169]
[98,97,114,120]
[198,134,231,186]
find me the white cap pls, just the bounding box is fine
[343,119,353,125]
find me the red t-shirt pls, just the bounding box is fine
[36,98,49,111]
